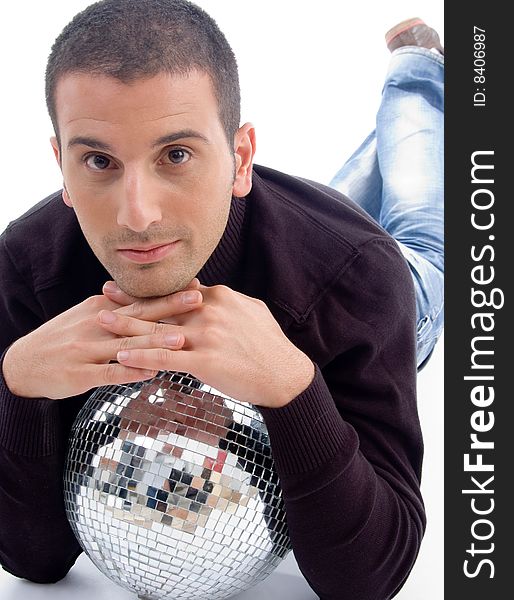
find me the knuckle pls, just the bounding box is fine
[117,336,133,352]
[152,321,167,335]
[211,284,230,297]
[128,301,145,318]
[118,315,136,335]
[255,297,268,311]
[103,362,119,384]
[67,339,86,354]
[86,295,106,310]
[201,303,219,323]
[202,324,218,343]
[156,347,171,365]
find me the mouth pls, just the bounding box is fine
[117,241,180,264]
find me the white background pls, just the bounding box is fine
[0,1,443,598]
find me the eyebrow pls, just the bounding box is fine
[67,136,113,151]
[152,129,210,148]
[67,129,210,152]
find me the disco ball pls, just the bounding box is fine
[63,371,292,599]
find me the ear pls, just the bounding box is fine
[232,122,256,197]
[61,185,73,207]
[50,136,73,207]
[50,136,61,166]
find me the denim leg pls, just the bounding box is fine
[330,131,382,223]
[329,48,444,368]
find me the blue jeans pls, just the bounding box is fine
[329,48,444,369]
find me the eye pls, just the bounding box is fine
[165,148,191,165]
[84,154,113,170]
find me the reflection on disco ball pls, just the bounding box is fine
[63,371,292,599]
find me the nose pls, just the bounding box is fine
[116,168,163,232]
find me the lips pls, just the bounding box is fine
[117,241,180,264]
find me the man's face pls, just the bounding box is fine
[52,71,253,298]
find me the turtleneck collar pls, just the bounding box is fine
[196,195,248,288]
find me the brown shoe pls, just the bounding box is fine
[385,17,444,55]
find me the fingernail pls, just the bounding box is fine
[99,310,116,324]
[183,290,200,304]
[103,281,120,293]
[117,351,130,361]
[164,333,180,346]
[165,333,181,346]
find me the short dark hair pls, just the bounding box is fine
[45,0,240,144]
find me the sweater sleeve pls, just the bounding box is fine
[260,238,425,600]
[0,234,82,582]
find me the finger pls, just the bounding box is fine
[102,281,138,306]
[184,277,201,290]
[92,330,186,362]
[97,310,185,339]
[92,362,159,387]
[112,288,203,322]
[115,347,190,374]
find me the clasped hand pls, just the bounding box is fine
[3,279,314,408]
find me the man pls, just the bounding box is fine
[0,1,441,598]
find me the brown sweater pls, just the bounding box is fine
[0,164,424,599]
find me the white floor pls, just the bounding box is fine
[0,551,316,600]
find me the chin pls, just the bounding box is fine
[114,269,194,299]
[119,281,180,299]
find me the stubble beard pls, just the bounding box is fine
[107,246,197,299]
[96,204,232,299]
